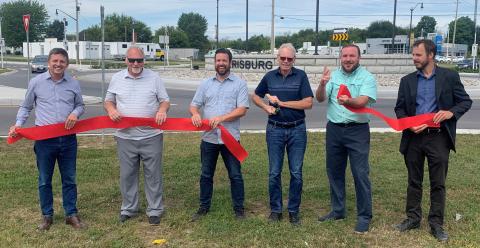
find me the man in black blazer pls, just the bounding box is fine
[393,39,472,241]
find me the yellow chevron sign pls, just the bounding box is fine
[332,33,349,41]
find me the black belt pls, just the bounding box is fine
[268,119,305,128]
[421,128,441,135]
[330,121,367,128]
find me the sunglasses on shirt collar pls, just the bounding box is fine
[127,58,145,63]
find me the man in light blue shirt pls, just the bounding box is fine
[190,48,249,221]
[9,48,86,230]
[316,44,377,234]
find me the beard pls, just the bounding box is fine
[414,60,429,71]
[216,65,230,76]
[130,67,143,75]
[342,62,359,73]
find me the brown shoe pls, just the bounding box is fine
[65,215,86,229]
[37,216,53,231]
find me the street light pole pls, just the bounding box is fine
[314,0,319,55]
[216,0,219,49]
[246,0,248,53]
[408,3,423,53]
[472,0,478,70]
[0,16,4,69]
[75,0,79,65]
[452,0,459,56]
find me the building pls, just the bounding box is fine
[366,35,408,54]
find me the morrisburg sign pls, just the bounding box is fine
[231,59,274,70]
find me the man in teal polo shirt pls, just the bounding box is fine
[315,44,377,234]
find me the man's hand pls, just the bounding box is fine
[209,116,224,129]
[337,95,350,105]
[107,108,121,122]
[65,114,78,130]
[433,110,453,124]
[320,66,330,86]
[191,113,203,127]
[265,94,280,105]
[155,111,167,125]
[263,105,277,115]
[8,125,19,138]
[409,124,428,134]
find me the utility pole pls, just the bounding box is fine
[216,0,219,48]
[392,0,397,54]
[100,5,105,144]
[246,0,248,53]
[473,0,478,70]
[452,0,459,56]
[75,0,80,65]
[0,16,4,69]
[270,0,275,54]
[314,0,319,55]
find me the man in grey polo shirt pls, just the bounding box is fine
[190,48,249,221]
[104,46,170,225]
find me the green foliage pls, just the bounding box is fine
[0,133,479,247]
[80,14,152,42]
[178,12,209,51]
[0,0,49,48]
[367,21,395,38]
[154,26,190,48]
[46,19,64,40]
[414,16,436,37]
[448,16,475,46]
[246,34,270,52]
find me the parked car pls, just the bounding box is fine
[31,55,48,73]
[451,56,465,63]
[456,59,479,69]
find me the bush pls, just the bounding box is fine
[14,51,22,55]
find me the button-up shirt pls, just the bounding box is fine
[416,68,438,115]
[191,73,249,144]
[105,68,170,140]
[325,65,377,124]
[16,71,85,127]
[255,67,314,122]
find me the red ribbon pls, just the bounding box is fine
[7,116,248,163]
[337,84,439,131]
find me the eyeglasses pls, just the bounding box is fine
[127,58,144,63]
[279,56,294,62]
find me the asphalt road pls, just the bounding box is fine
[0,65,478,135]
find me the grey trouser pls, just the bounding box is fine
[115,134,164,217]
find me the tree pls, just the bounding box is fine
[414,16,436,38]
[366,21,394,38]
[246,35,270,52]
[79,25,101,41]
[46,20,64,40]
[177,12,209,51]
[0,0,48,48]
[448,16,475,46]
[154,26,189,48]
[104,14,152,42]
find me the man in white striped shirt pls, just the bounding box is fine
[104,46,170,225]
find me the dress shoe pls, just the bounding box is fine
[289,212,300,226]
[234,208,246,220]
[394,218,420,232]
[268,212,282,222]
[119,214,132,223]
[430,225,448,242]
[65,215,86,229]
[318,212,345,222]
[191,207,209,222]
[148,216,161,225]
[37,216,53,231]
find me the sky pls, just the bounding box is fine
[5,0,479,40]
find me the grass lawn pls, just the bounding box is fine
[0,132,479,247]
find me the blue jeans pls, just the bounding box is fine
[266,122,307,213]
[325,122,372,224]
[34,134,78,217]
[199,141,244,211]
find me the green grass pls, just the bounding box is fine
[0,132,479,247]
[0,68,11,74]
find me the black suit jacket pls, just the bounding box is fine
[394,66,472,154]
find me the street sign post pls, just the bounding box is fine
[23,14,31,84]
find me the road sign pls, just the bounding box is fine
[332,33,349,41]
[0,38,4,47]
[159,35,169,44]
[23,14,30,32]
[333,28,347,34]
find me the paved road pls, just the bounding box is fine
[1,65,478,135]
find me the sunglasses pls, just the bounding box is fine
[279,56,294,62]
[127,58,144,63]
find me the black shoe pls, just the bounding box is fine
[119,214,132,223]
[289,212,300,226]
[234,209,246,220]
[394,218,420,232]
[430,225,448,242]
[268,212,282,222]
[148,215,161,225]
[318,212,345,222]
[191,207,209,222]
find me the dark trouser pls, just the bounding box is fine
[404,130,450,227]
[326,122,372,224]
[34,134,78,217]
[199,140,244,211]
